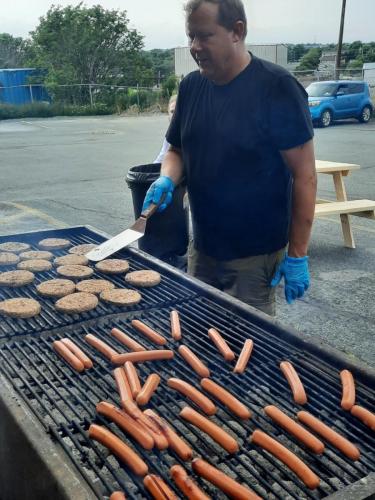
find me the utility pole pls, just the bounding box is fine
[335,0,346,80]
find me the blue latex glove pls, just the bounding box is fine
[142,176,175,212]
[270,254,310,304]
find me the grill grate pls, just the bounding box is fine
[0,227,374,499]
[0,228,196,340]
[1,297,374,499]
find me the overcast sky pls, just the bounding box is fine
[2,0,374,49]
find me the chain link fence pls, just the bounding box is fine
[1,69,374,117]
[291,68,366,88]
[0,82,166,112]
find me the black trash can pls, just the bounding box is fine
[126,163,189,265]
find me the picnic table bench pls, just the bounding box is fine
[314,160,375,248]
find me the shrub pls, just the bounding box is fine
[0,102,113,120]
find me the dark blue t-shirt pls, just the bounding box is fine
[167,55,314,260]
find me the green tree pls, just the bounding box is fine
[296,48,322,71]
[161,74,178,99]
[287,44,308,62]
[26,3,145,104]
[145,49,174,84]
[0,33,27,68]
[345,40,362,61]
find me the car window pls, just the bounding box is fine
[306,83,338,97]
[337,85,349,95]
[348,83,364,94]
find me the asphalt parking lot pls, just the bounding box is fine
[0,114,374,367]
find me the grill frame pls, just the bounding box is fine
[0,226,374,500]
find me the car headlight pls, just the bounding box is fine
[309,101,321,107]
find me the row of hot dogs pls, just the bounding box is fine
[50,310,375,499]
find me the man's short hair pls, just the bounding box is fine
[184,0,247,39]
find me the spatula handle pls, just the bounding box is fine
[141,193,167,219]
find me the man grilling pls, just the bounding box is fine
[143,0,317,315]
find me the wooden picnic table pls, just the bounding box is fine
[314,160,375,248]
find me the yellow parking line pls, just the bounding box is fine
[0,211,29,222]
[20,120,50,129]
[2,202,68,228]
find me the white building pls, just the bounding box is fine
[175,44,288,78]
[363,62,375,87]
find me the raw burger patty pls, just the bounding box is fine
[0,298,41,318]
[68,243,97,255]
[56,265,94,279]
[100,289,142,306]
[76,279,115,295]
[17,259,52,272]
[0,242,30,253]
[125,270,161,287]
[38,238,71,250]
[0,270,35,287]
[0,252,20,266]
[19,250,53,261]
[55,292,98,314]
[95,259,129,274]
[54,254,89,266]
[36,279,76,298]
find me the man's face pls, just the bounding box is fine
[186,2,237,84]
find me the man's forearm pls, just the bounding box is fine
[288,175,317,257]
[281,139,317,258]
[161,147,184,185]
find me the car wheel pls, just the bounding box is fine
[319,109,332,127]
[358,106,372,123]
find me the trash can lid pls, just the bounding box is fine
[126,163,161,185]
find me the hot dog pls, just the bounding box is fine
[340,369,356,410]
[192,458,260,500]
[200,378,251,420]
[111,327,146,352]
[113,367,133,406]
[85,333,118,360]
[112,350,174,365]
[60,338,93,369]
[167,378,217,416]
[136,374,160,406]
[122,400,160,433]
[88,424,148,476]
[144,409,193,461]
[109,492,126,500]
[233,339,253,374]
[124,361,142,398]
[350,405,375,431]
[122,400,168,450]
[178,345,210,378]
[96,401,154,450]
[297,411,360,460]
[208,328,235,361]
[280,361,307,405]
[180,406,239,454]
[131,319,167,346]
[264,405,324,454]
[170,310,182,341]
[250,429,320,489]
[143,474,177,500]
[53,340,85,372]
[170,464,211,500]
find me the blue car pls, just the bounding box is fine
[306,80,373,127]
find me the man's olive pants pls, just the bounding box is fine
[187,241,285,316]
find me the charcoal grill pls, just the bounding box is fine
[0,226,374,500]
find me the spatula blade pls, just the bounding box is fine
[86,228,143,261]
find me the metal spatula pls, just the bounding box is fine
[86,198,164,262]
